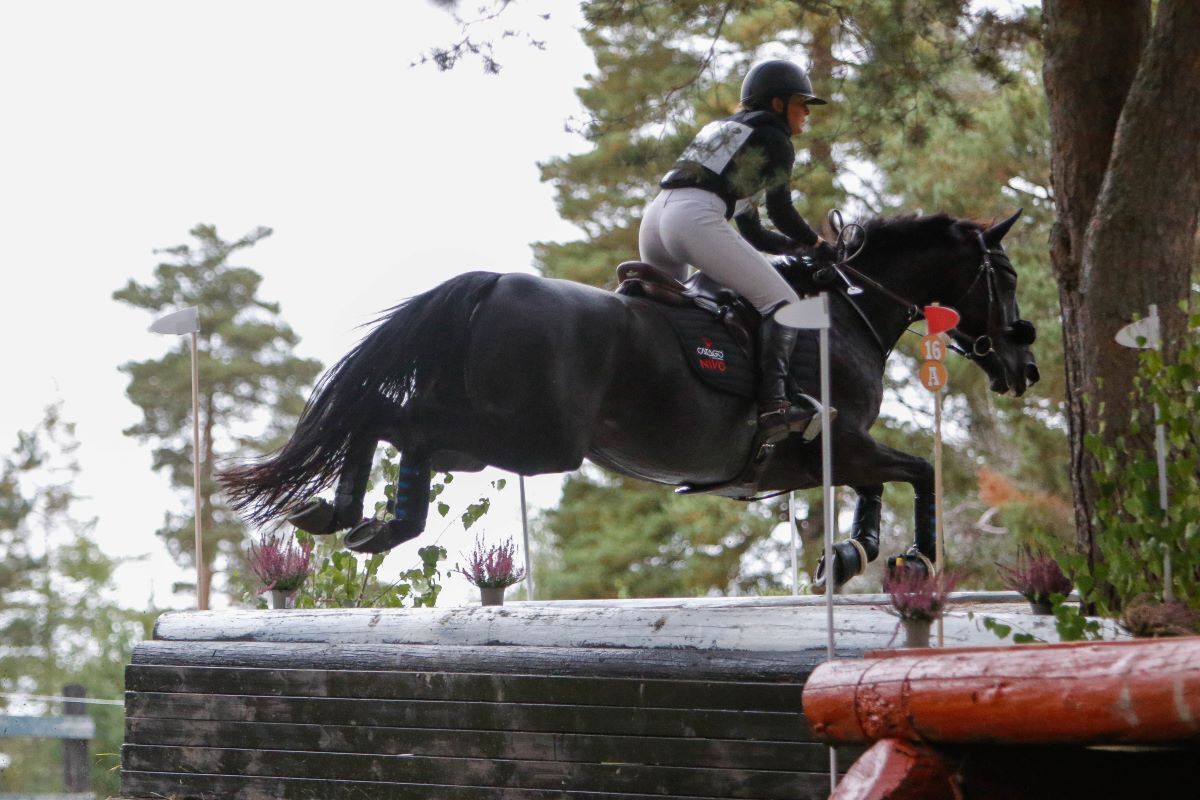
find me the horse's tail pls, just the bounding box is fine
[218,271,503,526]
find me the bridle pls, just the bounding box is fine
[819,214,1035,360]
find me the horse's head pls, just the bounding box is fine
[944,210,1039,397]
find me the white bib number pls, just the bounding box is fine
[679,120,753,174]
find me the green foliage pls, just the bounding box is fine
[971,593,1103,645]
[113,224,322,604]
[1080,314,1200,613]
[532,1,1066,596]
[0,406,152,796]
[291,536,446,609]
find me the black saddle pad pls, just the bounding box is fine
[653,304,820,399]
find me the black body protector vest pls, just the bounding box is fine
[660,110,818,249]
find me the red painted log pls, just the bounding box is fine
[803,636,1200,746]
[829,739,957,800]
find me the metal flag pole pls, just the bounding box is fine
[817,293,838,791]
[519,475,534,601]
[1116,304,1172,602]
[777,292,836,790]
[190,329,206,610]
[789,491,800,596]
[149,306,205,610]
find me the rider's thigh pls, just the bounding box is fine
[659,190,799,312]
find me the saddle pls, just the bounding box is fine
[615,262,757,356]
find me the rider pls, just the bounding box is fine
[639,58,836,443]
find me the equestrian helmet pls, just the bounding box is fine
[740,60,827,108]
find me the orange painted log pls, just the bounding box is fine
[829,739,958,800]
[803,636,1200,746]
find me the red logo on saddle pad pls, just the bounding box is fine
[696,338,727,372]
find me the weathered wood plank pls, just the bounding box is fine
[122,744,828,799]
[120,770,832,800]
[152,597,1087,653]
[125,664,802,712]
[125,691,807,741]
[130,640,827,681]
[124,717,862,771]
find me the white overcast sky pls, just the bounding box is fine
[0,1,593,609]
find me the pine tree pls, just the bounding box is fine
[114,225,322,607]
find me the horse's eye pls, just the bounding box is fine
[1007,320,1036,345]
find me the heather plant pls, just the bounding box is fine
[999,551,1073,605]
[247,531,313,593]
[454,534,526,589]
[884,570,959,622]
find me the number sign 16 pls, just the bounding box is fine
[920,334,947,362]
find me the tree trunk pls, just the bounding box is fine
[1043,0,1200,603]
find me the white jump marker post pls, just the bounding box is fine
[149,306,206,611]
[776,292,836,791]
[1115,304,1173,602]
[919,303,960,648]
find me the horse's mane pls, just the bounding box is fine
[854,213,985,256]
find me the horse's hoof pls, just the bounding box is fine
[287,498,342,535]
[885,548,935,580]
[344,518,424,554]
[813,540,868,592]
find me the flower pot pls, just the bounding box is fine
[1029,598,1054,615]
[480,586,506,606]
[902,617,932,648]
[270,589,292,610]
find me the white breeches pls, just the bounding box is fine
[638,188,799,313]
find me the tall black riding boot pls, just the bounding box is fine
[757,311,828,444]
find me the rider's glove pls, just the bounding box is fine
[815,239,838,265]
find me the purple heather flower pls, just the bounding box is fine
[248,531,313,593]
[454,534,526,589]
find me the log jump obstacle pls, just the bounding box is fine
[118,594,1090,800]
[803,636,1200,799]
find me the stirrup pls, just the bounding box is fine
[794,393,837,442]
[757,404,811,445]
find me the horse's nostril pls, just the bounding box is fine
[1026,363,1040,385]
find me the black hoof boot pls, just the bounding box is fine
[885,545,935,580]
[344,518,424,554]
[813,540,868,592]
[287,498,342,535]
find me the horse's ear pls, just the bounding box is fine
[983,208,1022,246]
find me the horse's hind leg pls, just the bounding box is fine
[344,452,432,554]
[814,486,882,591]
[287,436,374,535]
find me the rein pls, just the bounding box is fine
[824,222,1007,361]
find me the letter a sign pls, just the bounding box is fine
[919,304,958,393]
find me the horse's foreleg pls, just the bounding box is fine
[344,452,431,554]
[814,485,882,591]
[286,435,375,534]
[816,437,936,587]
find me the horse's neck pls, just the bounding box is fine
[844,265,925,356]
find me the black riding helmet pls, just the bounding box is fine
[740,60,828,109]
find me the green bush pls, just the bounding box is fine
[1078,310,1200,613]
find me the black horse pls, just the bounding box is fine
[219,210,1037,590]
